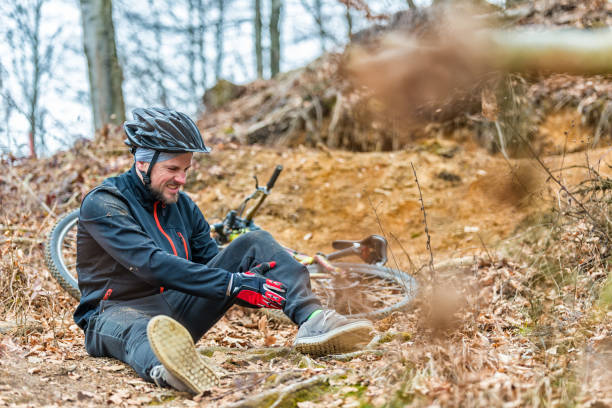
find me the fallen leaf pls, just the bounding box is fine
[102,364,125,372]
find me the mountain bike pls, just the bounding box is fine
[45,165,417,320]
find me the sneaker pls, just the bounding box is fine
[293,310,374,356]
[147,315,219,393]
[149,364,192,393]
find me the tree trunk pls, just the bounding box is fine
[79,0,125,131]
[151,4,168,106]
[215,0,225,81]
[345,5,352,40]
[28,0,43,158]
[187,0,197,99]
[197,0,207,93]
[270,0,281,77]
[254,0,263,78]
[314,0,325,53]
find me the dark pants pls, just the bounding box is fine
[83,230,321,381]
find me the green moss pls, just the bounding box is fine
[344,384,369,400]
[518,325,533,336]
[147,394,177,405]
[384,389,416,407]
[379,332,412,344]
[272,382,331,408]
[247,347,292,362]
[297,355,325,369]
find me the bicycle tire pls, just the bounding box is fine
[45,210,419,318]
[45,209,81,300]
[263,262,417,323]
[307,262,417,319]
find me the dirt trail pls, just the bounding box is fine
[193,134,612,272]
[1,111,611,406]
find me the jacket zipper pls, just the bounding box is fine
[177,232,189,260]
[153,201,190,294]
[153,201,178,256]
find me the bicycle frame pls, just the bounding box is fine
[211,165,388,269]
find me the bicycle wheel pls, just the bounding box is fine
[306,262,417,320]
[45,209,80,300]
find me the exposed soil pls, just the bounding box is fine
[2,1,612,403]
[1,104,611,406]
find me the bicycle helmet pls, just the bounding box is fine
[124,107,210,153]
[124,107,210,187]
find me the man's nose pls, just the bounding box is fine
[175,172,187,185]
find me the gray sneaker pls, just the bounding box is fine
[149,364,192,393]
[293,310,374,356]
[147,315,219,394]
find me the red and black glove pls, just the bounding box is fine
[227,262,287,309]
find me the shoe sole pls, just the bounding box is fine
[147,315,219,393]
[294,320,374,356]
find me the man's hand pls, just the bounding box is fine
[227,262,287,309]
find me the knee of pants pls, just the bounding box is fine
[233,229,273,247]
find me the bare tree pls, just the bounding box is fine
[214,0,225,81]
[345,4,353,39]
[270,0,282,77]
[0,0,60,157]
[187,0,208,109]
[79,0,126,131]
[254,0,264,78]
[300,0,327,53]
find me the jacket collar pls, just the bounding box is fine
[127,164,157,211]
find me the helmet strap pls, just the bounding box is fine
[142,150,160,187]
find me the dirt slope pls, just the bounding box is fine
[1,110,611,407]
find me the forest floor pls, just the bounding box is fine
[1,107,611,407]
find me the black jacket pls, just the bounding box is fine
[74,165,227,330]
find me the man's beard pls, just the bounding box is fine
[149,185,178,205]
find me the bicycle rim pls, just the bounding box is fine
[45,209,80,300]
[306,262,417,320]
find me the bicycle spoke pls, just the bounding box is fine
[307,261,417,319]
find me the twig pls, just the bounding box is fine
[0,226,38,232]
[322,349,384,362]
[389,232,417,274]
[221,368,307,378]
[0,237,44,245]
[494,120,510,161]
[477,233,494,265]
[6,167,55,216]
[223,372,338,408]
[411,162,436,284]
[515,132,610,243]
[210,372,271,401]
[366,194,403,275]
[268,374,327,408]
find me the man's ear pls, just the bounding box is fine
[135,161,149,174]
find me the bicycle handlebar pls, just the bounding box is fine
[266,165,283,191]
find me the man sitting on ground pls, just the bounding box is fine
[74,107,374,393]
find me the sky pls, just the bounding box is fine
[0,0,413,157]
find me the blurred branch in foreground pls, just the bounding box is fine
[492,28,612,75]
[346,12,612,122]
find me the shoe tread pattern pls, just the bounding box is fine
[147,315,219,393]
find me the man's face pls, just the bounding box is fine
[136,152,193,204]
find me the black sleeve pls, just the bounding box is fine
[79,189,230,300]
[188,202,220,265]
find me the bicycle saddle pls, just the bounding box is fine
[331,235,388,265]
